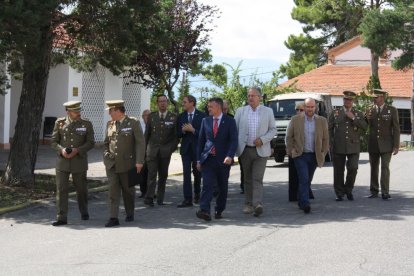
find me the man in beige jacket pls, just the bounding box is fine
[286,98,329,213]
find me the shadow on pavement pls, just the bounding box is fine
[2,178,414,231]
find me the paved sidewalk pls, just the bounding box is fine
[0,145,184,179]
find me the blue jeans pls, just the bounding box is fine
[293,153,317,209]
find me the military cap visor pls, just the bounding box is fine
[63,101,82,112]
[106,100,125,110]
[343,90,356,100]
[373,89,388,97]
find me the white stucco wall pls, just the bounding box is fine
[5,63,150,143]
[43,64,70,119]
[335,46,402,65]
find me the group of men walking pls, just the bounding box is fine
[50,86,400,226]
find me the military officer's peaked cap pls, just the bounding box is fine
[105,100,125,110]
[63,101,82,112]
[373,89,388,97]
[343,90,356,100]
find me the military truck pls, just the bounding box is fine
[266,92,333,162]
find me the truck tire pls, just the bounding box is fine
[274,153,285,163]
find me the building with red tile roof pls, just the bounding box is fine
[278,36,413,140]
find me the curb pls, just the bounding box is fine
[0,161,241,215]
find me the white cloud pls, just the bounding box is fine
[199,0,303,63]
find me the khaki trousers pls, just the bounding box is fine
[369,152,392,195]
[56,170,88,221]
[240,147,267,207]
[106,168,135,218]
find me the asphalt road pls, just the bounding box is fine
[1,151,413,275]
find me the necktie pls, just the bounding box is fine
[160,113,164,121]
[115,121,120,130]
[188,113,193,124]
[211,118,218,155]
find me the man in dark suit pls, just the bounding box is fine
[196,97,238,221]
[366,89,400,200]
[177,95,207,207]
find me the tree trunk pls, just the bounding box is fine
[411,71,414,143]
[371,52,380,79]
[1,30,53,188]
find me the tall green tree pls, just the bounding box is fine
[126,0,218,113]
[392,3,414,141]
[177,72,190,112]
[280,0,365,79]
[0,0,157,187]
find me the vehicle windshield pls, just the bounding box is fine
[267,99,304,119]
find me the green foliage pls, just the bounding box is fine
[177,72,190,113]
[359,8,406,56]
[125,0,219,112]
[280,0,365,79]
[198,60,286,113]
[279,34,324,79]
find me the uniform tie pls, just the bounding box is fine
[160,113,164,121]
[115,121,120,129]
[211,118,219,155]
[188,113,193,124]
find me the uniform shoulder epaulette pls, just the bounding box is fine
[57,117,66,122]
[128,116,138,121]
[81,117,91,122]
[107,120,113,125]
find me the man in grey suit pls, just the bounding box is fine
[286,98,329,214]
[235,86,276,217]
[51,101,95,226]
[103,100,145,227]
[144,95,178,206]
[366,89,400,200]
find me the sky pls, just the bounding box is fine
[191,0,303,90]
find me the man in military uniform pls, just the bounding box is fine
[366,89,400,200]
[103,100,145,227]
[51,101,95,226]
[329,91,368,201]
[144,95,178,206]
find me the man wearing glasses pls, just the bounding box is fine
[287,102,315,201]
[328,91,367,201]
[235,86,276,217]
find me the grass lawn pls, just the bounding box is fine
[0,173,106,209]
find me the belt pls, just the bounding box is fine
[245,145,256,148]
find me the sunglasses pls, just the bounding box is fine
[296,109,304,111]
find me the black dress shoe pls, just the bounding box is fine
[346,193,354,201]
[302,205,311,214]
[194,194,200,204]
[177,200,193,208]
[81,214,90,220]
[105,218,120,227]
[196,209,211,221]
[138,193,145,198]
[157,201,166,206]
[335,196,344,201]
[125,215,134,222]
[367,194,378,198]
[144,197,154,207]
[382,193,391,200]
[215,211,223,219]
[52,220,67,226]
